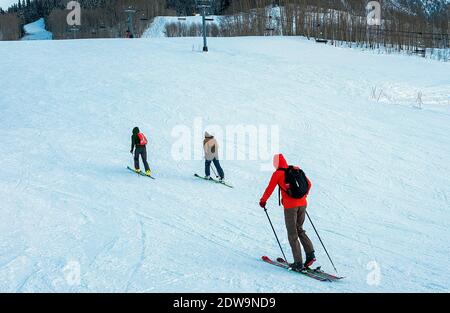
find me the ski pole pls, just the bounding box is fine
[306,211,338,273]
[211,166,219,178]
[204,156,218,178]
[131,151,139,176]
[263,207,288,263]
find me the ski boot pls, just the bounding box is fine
[289,261,305,272]
[304,252,316,268]
[135,169,141,174]
[205,175,212,180]
[145,170,151,177]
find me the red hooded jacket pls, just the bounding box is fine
[260,154,311,209]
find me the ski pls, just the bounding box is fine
[194,173,233,188]
[276,257,344,281]
[261,256,331,282]
[127,166,155,179]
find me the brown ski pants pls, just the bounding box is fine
[284,206,314,263]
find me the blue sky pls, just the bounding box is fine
[0,0,17,10]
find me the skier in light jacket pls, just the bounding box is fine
[203,131,225,181]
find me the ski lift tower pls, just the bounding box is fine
[69,25,80,40]
[196,0,212,52]
[124,6,137,38]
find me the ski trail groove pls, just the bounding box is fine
[125,219,146,292]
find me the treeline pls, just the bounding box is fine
[165,21,221,38]
[0,11,21,40]
[166,0,230,15]
[219,0,448,48]
[46,0,168,39]
[0,0,172,40]
[163,0,448,53]
[0,0,233,40]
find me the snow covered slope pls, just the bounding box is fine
[0,37,449,292]
[21,18,52,41]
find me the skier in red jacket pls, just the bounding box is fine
[130,127,151,176]
[259,154,315,271]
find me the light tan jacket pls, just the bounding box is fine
[203,137,218,161]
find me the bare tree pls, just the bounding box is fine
[0,13,22,40]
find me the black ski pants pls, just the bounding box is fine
[134,146,150,172]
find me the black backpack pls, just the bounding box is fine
[278,166,309,204]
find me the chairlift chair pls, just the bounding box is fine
[196,0,212,6]
[315,28,328,43]
[415,46,426,57]
[124,6,136,14]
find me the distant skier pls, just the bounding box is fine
[203,131,225,181]
[130,127,151,176]
[259,154,315,272]
[125,30,134,38]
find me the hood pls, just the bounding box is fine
[132,127,140,135]
[273,154,288,169]
[204,131,213,138]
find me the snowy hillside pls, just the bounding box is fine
[21,18,52,41]
[341,0,449,16]
[0,36,449,292]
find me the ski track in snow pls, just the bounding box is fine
[0,36,449,292]
[125,219,146,292]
